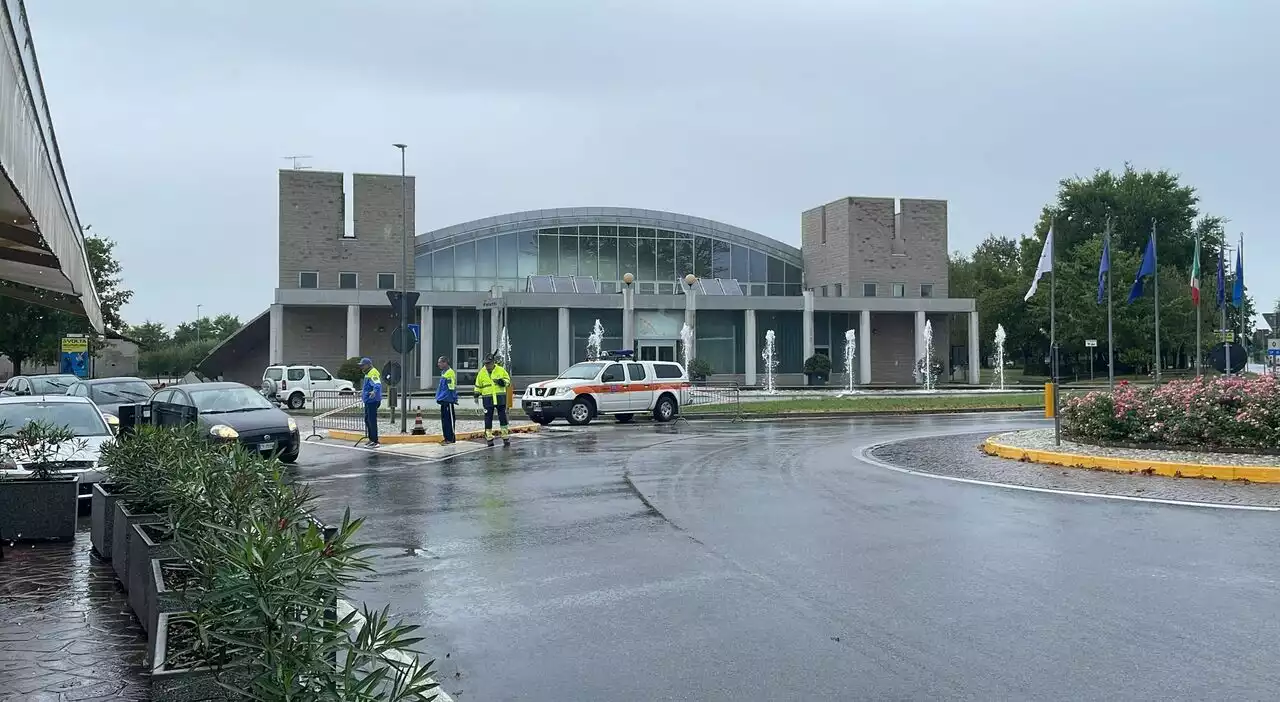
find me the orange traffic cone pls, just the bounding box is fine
[411,412,426,435]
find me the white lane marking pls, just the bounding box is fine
[337,599,454,702]
[856,443,1280,513]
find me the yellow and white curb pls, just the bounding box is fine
[982,437,1280,483]
[328,423,540,445]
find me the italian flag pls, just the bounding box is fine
[1190,237,1201,305]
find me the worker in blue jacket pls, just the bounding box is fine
[359,357,383,448]
[435,356,458,444]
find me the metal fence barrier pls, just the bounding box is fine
[684,382,742,421]
[308,389,365,438]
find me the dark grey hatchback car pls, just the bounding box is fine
[149,382,300,462]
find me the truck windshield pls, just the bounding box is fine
[558,363,605,380]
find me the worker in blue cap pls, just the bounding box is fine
[359,357,383,447]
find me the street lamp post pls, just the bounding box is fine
[196,304,202,344]
[393,143,410,434]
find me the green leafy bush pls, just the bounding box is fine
[804,354,832,376]
[1062,375,1280,450]
[337,357,366,385]
[688,358,714,381]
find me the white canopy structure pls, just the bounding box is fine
[0,0,102,332]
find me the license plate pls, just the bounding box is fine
[258,441,277,452]
[530,402,541,410]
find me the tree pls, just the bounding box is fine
[0,234,132,373]
[172,314,239,346]
[125,321,169,351]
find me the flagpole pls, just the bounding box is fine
[1051,218,1060,446]
[1195,233,1201,377]
[1106,216,1114,392]
[1223,242,1231,377]
[1239,233,1246,370]
[1152,219,1161,386]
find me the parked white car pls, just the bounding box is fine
[521,357,689,426]
[261,365,355,410]
[0,395,114,503]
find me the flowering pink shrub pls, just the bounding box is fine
[1061,375,1280,450]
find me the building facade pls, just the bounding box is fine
[200,171,981,388]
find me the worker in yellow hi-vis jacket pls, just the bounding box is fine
[473,354,512,447]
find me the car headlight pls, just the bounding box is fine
[287,417,298,433]
[210,424,239,439]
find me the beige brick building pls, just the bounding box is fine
[201,171,979,390]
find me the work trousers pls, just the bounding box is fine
[482,396,509,440]
[363,402,379,444]
[439,401,456,443]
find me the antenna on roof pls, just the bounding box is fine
[282,155,313,170]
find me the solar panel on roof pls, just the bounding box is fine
[721,279,744,295]
[526,275,555,293]
[552,276,577,292]
[571,276,598,293]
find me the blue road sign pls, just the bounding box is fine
[1269,349,1280,357]
[407,323,420,342]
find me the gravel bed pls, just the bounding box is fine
[993,428,1280,467]
[871,432,1280,507]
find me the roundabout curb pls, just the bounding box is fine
[981,437,1280,483]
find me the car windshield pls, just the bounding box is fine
[89,381,154,403]
[0,402,110,437]
[558,363,605,380]
[190,387,275,414]
[31,376,77,394]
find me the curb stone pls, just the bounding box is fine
[326,423,540,445]
[982,437,1280,483]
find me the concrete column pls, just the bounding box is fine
[859,309,872,385]
[269,304,284,364]
[968,309,981,385]
[622,286,635,351]
[744,308,757,386]
[345,305,360,360]
[683,285,697,361]
[558,307,571,370]
[419,305,433,390]
[914,309,927,362]
[802,289,815,364]
[488,286,503,361]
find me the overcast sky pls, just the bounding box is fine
[26,0,1279,328]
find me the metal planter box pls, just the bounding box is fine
[90,482,122,558]
[111,501,162,590]
[0,477,78,541]
[151,612,250,702]
[128,522,175,630]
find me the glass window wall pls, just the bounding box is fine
[415,225,803,295]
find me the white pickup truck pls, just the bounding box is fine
[521,358,689,425]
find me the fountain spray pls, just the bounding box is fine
[844,329,856,393]
[993,323,1006,391]
[586,319,604,361]
[761,329,777,394]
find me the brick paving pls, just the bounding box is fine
[872,432,1280,507]
[0,526,150,701]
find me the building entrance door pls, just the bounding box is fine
[639,342,676,362]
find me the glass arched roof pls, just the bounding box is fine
[413,207,805,295]
[415,207,802,267]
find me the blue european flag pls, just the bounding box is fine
[1127,231,1157,304]
[1096,235,1109,304]
[1232,236,1244,307]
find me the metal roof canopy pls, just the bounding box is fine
[0,1,103,331]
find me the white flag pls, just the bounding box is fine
[1024,225,1054,302]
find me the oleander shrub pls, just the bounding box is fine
[1061,375,1280,450]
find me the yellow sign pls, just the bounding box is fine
[60,337,88,353]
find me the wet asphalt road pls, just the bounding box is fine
[294,414,1280,701]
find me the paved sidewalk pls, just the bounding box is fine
[0,527,150,701]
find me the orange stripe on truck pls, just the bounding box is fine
[535,382,690,395]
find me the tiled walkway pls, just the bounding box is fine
[0,526,150,701]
